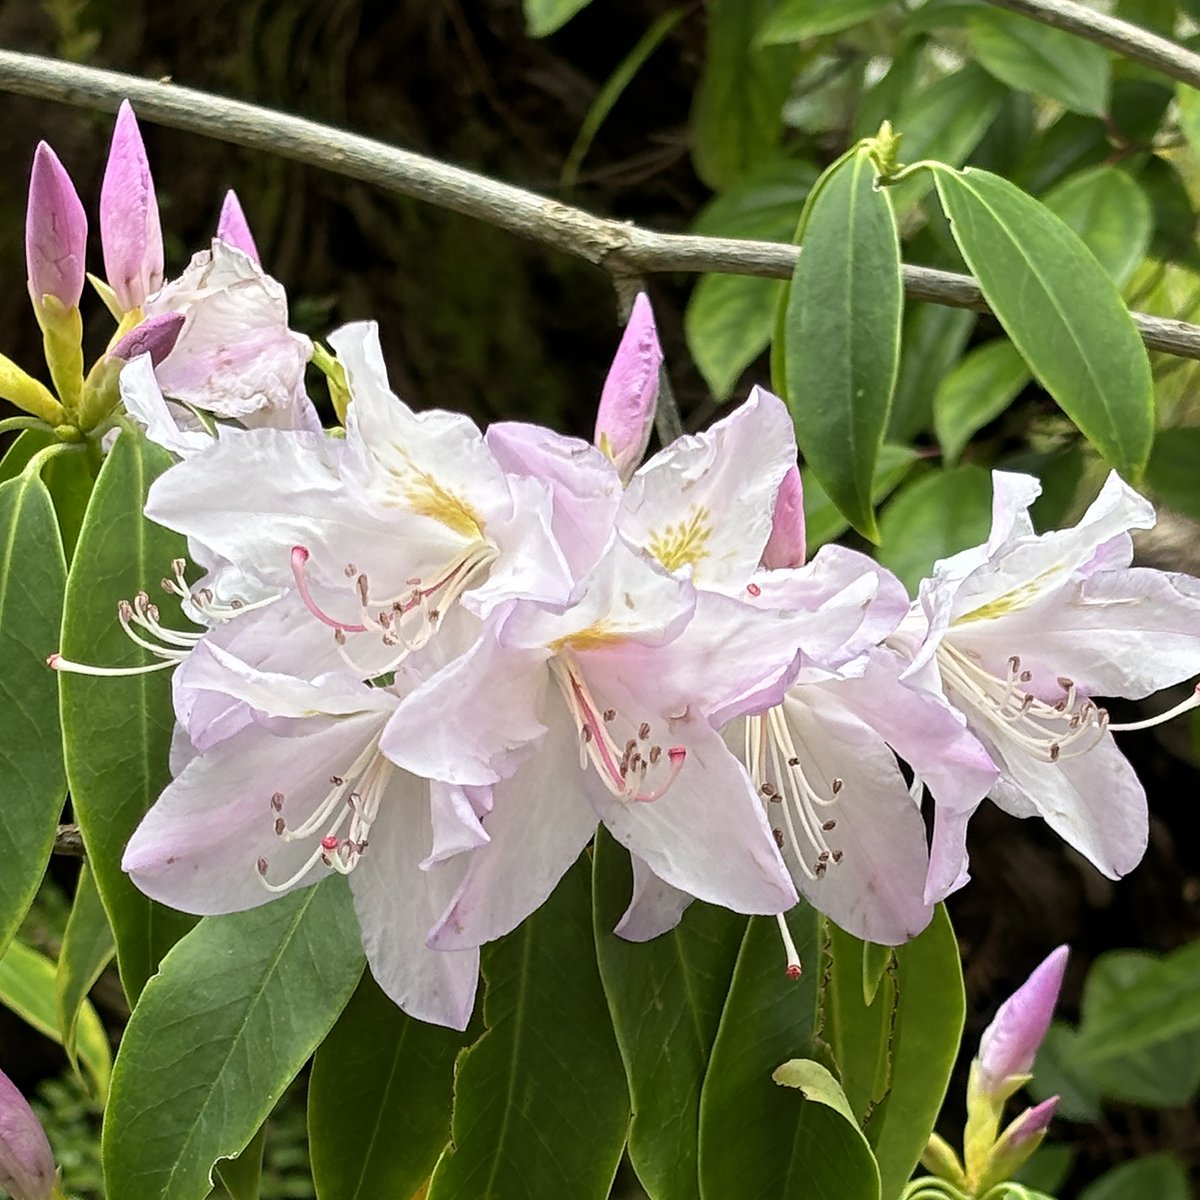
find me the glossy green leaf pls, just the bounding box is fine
[877,467,994,594]
[56,863,115,1073]
[522,0,591,37]
[686,161,817,399]
[863,907,965,1199]
[427,854,629,1200]
[804,444,917,551]
[309,970,467,1200]
[757,0,890,42]
[213,1125,265,1200]
[593,828,746,1200]
[890,305,976,441]
[103,879,364,1200]
[1146,427,1200,521]
[0,468,66,959]
[0,938,110,1096]
[1078,1155,1192,1200]
[968,8,1110,116]
[691,0,797,190]
[1014,112,1109,196]
[0,428,54,482]
[1029,1023,1103,1121]
[771,1060,869,1134]
[59,429,196,1003]
[42,447,97,560]
[862,940,891,1006]
[1042,166,1152,286]
[697,906,879,1199]
[781,147,903,540]
[932,165,1154,478]
[934,340,1030,463]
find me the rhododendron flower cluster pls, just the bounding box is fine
[35,103,1200,1032]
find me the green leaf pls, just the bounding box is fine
[862,907,965,1199]
[56,864,115,1074]
[781,146,903,540]
[697,907,879,1199]
[757,0,890,43]
[968,8,1110,116]
[0,938,110,1097]
[1177,84,1200,160]
[59,429,196,1003]
[934,340,1031,463]
[691,0,797,190]
[522,0,591,37]
[593,828,746,1200]
[862,940,891,1006]
[890,305,976,441]
[877,467,994,594]
[1146,427,1200,520]
[1078,1155,1192,1200]
[804,444,917,551]
[0,470,66,959]
[309,971,467,1200]
[103,879,364,1200]
[427,854,629,1200]
[1042,165,1153,286]
[0,429,54,482]
[932,165,1154,478]
[1014,112,1109,196]
[1028,1023,1103,1121]
[686,161,817,399]
[771,1058,863,1127]
[213,1126,265,1200]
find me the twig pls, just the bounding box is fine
[980,0,1200,91]
[0,50,1199,361]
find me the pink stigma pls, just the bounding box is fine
[291,546,368,633]
[667,746,686,765]
[785,963,802,981]
[46,652,63,670]
[746,582,761,597]
[320,834,339,851]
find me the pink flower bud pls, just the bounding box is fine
[595,292,661,483]
[980,1096,1059,1190]
[25,142,87,310]
[100,100,164,311]
[0,1068,56,1200]
[216,190,260,264]
[111,311,186,367]
[978,945,1069,1094]
[762,463,806,569]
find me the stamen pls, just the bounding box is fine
[1108,683,1200,732]
[776,912,803,979]
[47,651,177,677]
[291,546,368,633]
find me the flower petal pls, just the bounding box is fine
[613,852,694,942]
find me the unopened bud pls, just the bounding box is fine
[111,312,186,367]
[595,292,661,484]
[977,1096,1059,1193]
[100,100,164,311]
[25,142,87,312]
[0,1067,57,1200]
[762,463,806,570]
[215,189,260,263]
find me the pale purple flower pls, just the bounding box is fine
[762,464,805,571]
[595,292,661,483]
[25,141,86,311]
[144,240,318,432]
[100,100,164,311]
[902,470,1200,883]
[215,189,260,263]
[978,945,1069,1095]
[0,1067,56,1200]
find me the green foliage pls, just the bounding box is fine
[59,428,196,1003]
[56,864,115,1076]
[0,466,66,959]
[757,0,891,43]
[1078,1154,1192,1200]
[933,340,1030,464]
[522,0,592,38]
[427,855,629,1200]
[102,879,364,1200]
[779,145,903,540]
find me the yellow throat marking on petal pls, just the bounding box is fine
[646,504,714,574]
[387,449,483,538]
[551,623,624,653]
[956,563,1065,624]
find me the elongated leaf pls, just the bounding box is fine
[932,165,1154,478]
[863,907,965,1199]
[522,0,591,37]
[56,863,115,1072]
[933,341,1030,463]
[890,305,975,441]
[691,0,796,190]
[968,8,1110,116]
[804,444,916,552]
[1028,1023,1103,1121]
[1078,1155,1191,1200]
[428,854,629,1200]
[782,147,903,540]
[59,428,196,1003]
[309,971,467,1200]
[758,0,890,42]
[0,470,66,958]
[686,161,817,399]
[213,1126,265,1200]
[0,938,110,1096]
[1146,427,1200,521]
[0,429,54,482]
[1042,166,1152,287]
[697,906,879,1199]
[102,879,364,1200]
[593,828,746,1200]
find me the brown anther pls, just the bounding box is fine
[230,599,244,610]
[160,577,173,593]
[831,778,843,795]
[817,850,830,862]
[649,745,662,764]
[406,577,421,586]
[428,608,440,623]
[1008,655,1021,672]
[274,817,285,836]
[822,819,837,831]
[330,775,345,786]
[270,792,285,811]
[356,574,370,605]
[638,722,651,740]
[815,861,828,877]
[172,557,187,574]
[581,726,594,743]
[1020,670,1032,683]
[256,857,269,876]
[772,828,785,849]
[118,599,134,620]
[345,563,358,578]
[787,756,801,767]
[1049,743,1061,762]
[335,629,347,644]
[603,709,616,722]
[831,849,844,863]
[1058,676,1073,689]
